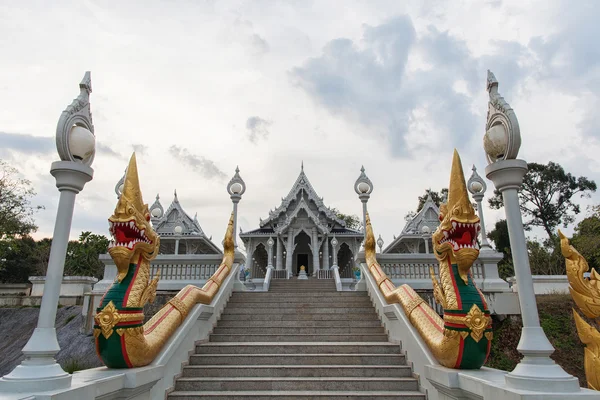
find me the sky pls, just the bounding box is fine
[1,0,600,250]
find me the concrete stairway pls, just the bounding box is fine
[168,278,425,399]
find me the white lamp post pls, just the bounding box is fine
[467,165,492,251]
[227,166,246,248]
[376,234,384,253]
[483,71,579,392]
[1,72,95,392]
[354,166,373,237]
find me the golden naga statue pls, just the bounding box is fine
[365,150,492,369]
[559,230,600,390]
[94,153,235,368]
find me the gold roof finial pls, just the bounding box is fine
[446,149,472,214]
[117,153,145,213]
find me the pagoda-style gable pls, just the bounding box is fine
[258,164,348,234]
[383,194,440,254]
[149,190,221,254]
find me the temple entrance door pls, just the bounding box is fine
[297,253,309,276]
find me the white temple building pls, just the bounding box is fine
[240,164,363,279]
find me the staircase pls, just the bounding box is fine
[168,278,425,399]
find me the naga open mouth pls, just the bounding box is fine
[108,219,152,250]
[439,220,481,251]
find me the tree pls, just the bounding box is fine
[64,232,109,278]
[488,162,596,240]
[416,188,448,213]
[0,160,42,239]
[0,236,39,283]
[571,206,600,272]
[487,219,514,280]
[332,208,361,230]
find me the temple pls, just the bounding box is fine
[383,194,439,253]
[240,164,363,279]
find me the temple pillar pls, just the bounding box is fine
[276,235,283,269]
[286,229,293,277]
[323,234,329,269]
[175,239,180,255]
[312,227,320,275]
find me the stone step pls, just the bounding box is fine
[225,301,372,307]
[168,390,426,399]
[219,313,379,321]
[212,326,385,334]
[174,377,420,392]
[195,343,401,355]
[216,320,383,328]
[182,365,413,378]
[227,297,372,304]
[189,354,406,366]
[209,334,389,342]
[231,292,366,298]
[221,307,377,314]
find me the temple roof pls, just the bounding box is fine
[149,190,221,254]
[383,194,440,253]
[241,164,362,239]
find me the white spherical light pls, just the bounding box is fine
[118,184,124,194]
[421,225,431,234]
[230,182,243,194]
[69,126,95,161]
[174,225,183,234]
[358,182,370,194]
[470,181,484,193]
[483,123,508,161]
[151,208,163,218]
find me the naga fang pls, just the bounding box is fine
[365,149,492,369]
[94,153,235,368]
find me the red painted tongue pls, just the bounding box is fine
[459,230,471,245]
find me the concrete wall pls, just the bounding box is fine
[507,275,570,295]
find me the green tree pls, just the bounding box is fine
[416,188,448,212]
[332,208,361,230]
[487,219,514,280]
[0,160,42,239]
[488,162,596,240]
[571,206,600,272]
[0,236,39,283]
[64,232,109,278]
[527,237,565,275]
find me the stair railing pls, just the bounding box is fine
[263,266,274,291]
[332,266,342,291]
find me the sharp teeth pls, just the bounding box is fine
[141,229,145,237]
[453,242,459,250]
[443,231,449,238]
[452,221,457,229]
[129,221,134,228]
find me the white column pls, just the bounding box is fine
[312,228,320,275]
[267,237,274,269]
[486,159,579,392]
[0,162,93,392]
[323,235,329,269]
[175,238,180,255]
[276,235,283,270]
[286,229,293,277]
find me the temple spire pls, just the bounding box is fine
[301,160,304,172]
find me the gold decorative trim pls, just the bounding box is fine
[169,297,189,318]
[464,304,489,342]
[405,297,425,316]
[94,301,145,339]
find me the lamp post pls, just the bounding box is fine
[227,166,246,248]
[376,234,384,253]
[467,165,492,251]
[354,166,373,237]
[267,237,274,269]
[331,236,338,268]
[483,71,578,392]
[1,72,95,392]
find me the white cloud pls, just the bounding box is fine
[0,0,599,247]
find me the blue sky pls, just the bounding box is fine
[1,0,599,248]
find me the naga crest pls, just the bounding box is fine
[108,153,160,281]
[432,150,481,284]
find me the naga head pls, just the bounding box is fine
[108,153,160,281]
[432,150,480,283]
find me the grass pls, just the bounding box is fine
[61,358,89,374]
[485,294,597,387]
[64,314,76,325]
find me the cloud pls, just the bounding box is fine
[0,132,54,155]
[96,142,123,159]
[251,34,269,54]
[132,144,148,156]
[246,116,272,143]
[291,16,528,157]
[168,145,226,181]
